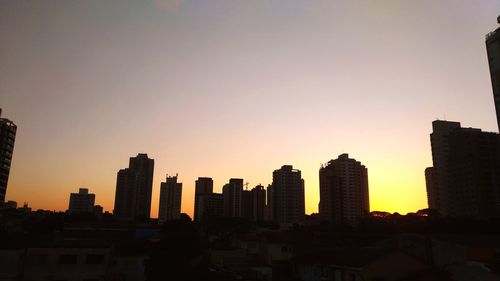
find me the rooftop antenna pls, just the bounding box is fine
[244,182,249,190]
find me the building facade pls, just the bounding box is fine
[223,178,243,217]
[251,185,266,222]
[426,120,500,218]
[194,177,213,222]
[0,109,17,203]
[486,16,500,131]
[424,167,438,211]
[198,193,224,219]
[68,188,96,214]
[269,165,305,224]
[158,175,182,223]
[241,190,253,220]
[113,154,154,220]
[318,154,369,225]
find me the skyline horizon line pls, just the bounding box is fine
[2,108,499,218]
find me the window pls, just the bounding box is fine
[86,254,105,265]
[34,254,48,265]
[58,254,77,265]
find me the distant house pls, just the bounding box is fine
[294,248,429,281]
[0,234,112,281]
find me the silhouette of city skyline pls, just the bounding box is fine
[1,3,500,281]
[2,15,500,220]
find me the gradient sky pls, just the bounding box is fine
[1,0,499,218]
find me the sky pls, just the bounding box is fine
[1,0,499,218]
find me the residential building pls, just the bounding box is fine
[318,154,369,226]
[114,168,137,220]
[251,185,266,222]
[158,174,182,223]
[0,109,16,203]
[241,190,253,220]
[425,167,438,211]
[194,177,213,222]
[269,165,305,224]
[0,236,113,281]
[199,193,224,219]
[68,188,96,214]
[426,120,500,218]
[113,154,154,220]
[294,249,428,281]
[486,16,500,131]
[223,178,243,217]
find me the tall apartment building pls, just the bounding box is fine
[198,193,224,219]
[223,178,243,217]
[424,167,438,211]
[426,120,500,218]
[0,109,17,202]
[268,165,305,224]
[318,154,369,225]
[113,154,154,220]
[158,175,182,223]
[426,120,461,217]
[486,16,500,131]
[251,185,266,222]
[194,177,213,222]
[68,188,95,214]
[241,190,253,220]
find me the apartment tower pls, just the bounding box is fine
[319,154,369,226]
[158,175,182,223]
[0,109,17,202]
[426,121,500,218]
[113,153,154,220]
[194,177,213,222]
[269,165,305,224]
[486,16,500,130]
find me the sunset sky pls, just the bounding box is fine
[1,0,499,218]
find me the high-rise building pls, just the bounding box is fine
[114,168,137,220]
[426,120,461,217]
[266,184,274,221]
[486,16,500,131]
[269,165,305,224]
[113,153,154,220]
[199,193,224,219]
[194,177,213,222]
[158,175,182,223]
[251,185,266,222]
[68,188,95,214]
[241,190,253,220]
[129,154,154,219]
[426,120,500,218]
[223,178,243,217]
[0,109,17,203]
[318,154,369,225]
[424,167,438,211]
